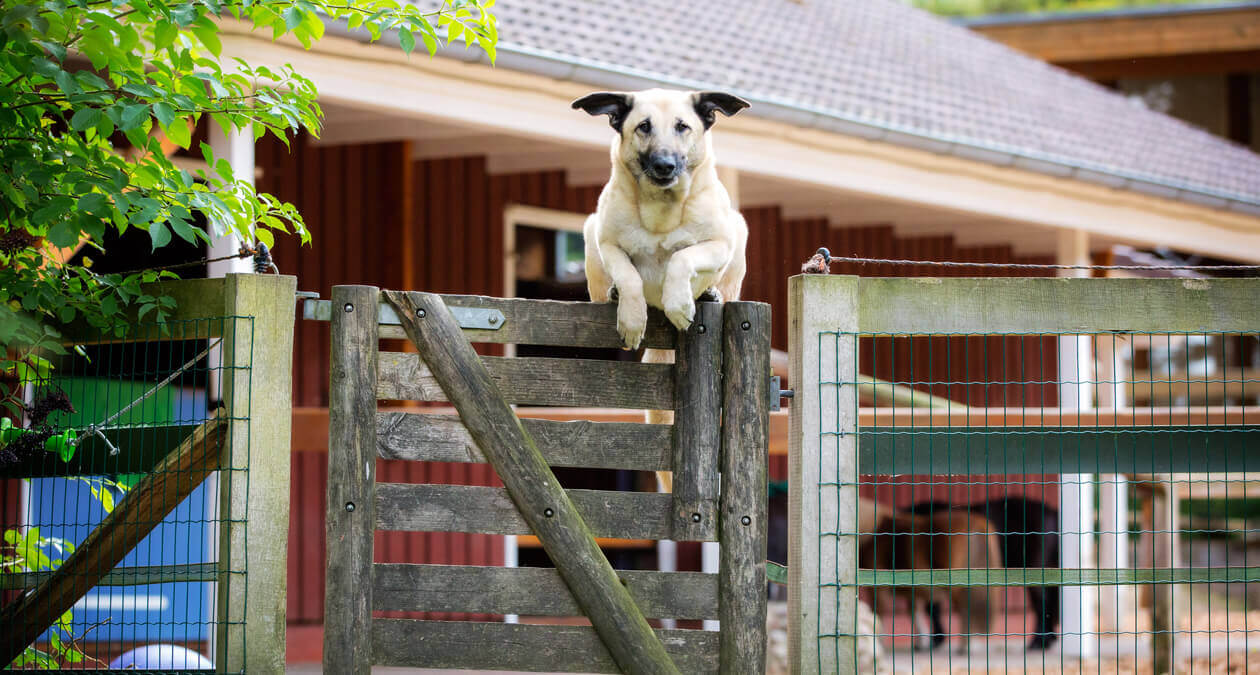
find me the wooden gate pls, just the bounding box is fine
[319,287,770,674]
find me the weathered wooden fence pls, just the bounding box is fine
[788,274,1260,674]
[0,273,295,673]
[316,287,770,673]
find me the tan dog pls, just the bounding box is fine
[859,509,1001,653]
[574,89,750,491]
[573,88,749,346]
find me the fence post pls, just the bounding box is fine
[216,273,297,674]
[719,302,769,673]
[323,285,380,675]
[788,274,860,674]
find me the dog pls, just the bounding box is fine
[573,88,749,490]
[859,509,1001,652]
[909,497,1061,650]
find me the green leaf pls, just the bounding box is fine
[282,6,303,31]
[398,27,415,54]
[152,101,175,128]
[148,222,171,250]
[47,221,79,248]
[120,103,150,131]
[154,20,178,50]
[69,106,101,131]
[191,20,222,56]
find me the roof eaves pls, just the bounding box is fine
[322,20,1260,212]
[957,1,1260,28]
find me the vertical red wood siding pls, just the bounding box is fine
[257,136,1067,625]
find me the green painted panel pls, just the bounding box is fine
[852,567,1260,586]
[855,426,1260,475]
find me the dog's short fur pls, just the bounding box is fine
[573,88,750,347]
[859,509,1001,652]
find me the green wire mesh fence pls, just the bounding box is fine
[832,330,1260,674]
[0,316,251,672]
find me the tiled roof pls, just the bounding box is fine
[478,0,1260,206]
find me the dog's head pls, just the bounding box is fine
[572,88,748,190]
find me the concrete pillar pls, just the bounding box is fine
[1056,229,1099,657]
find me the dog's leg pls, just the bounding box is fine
[926,601,948,649]
[597,243,648,349]
[662,240,732,330]
[583,216,614,303]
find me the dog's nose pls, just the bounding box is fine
[648,155,678,177]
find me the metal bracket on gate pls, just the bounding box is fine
[302,298,506,331]
[770,375,794,411]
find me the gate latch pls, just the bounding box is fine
[770,376,794,411]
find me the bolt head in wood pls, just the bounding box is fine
[345,502,355,512]
[741,321,751,330]
[544,508,554,518]
[741,515,751,526]
[692,512,702,523]
[697,324,706,334]
[343,303,354,313]
[417,308,426,318]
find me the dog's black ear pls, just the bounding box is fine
[572,92,634,133]
[693,91,750,130]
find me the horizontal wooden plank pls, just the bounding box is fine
[373,564,718,619]
[377,352,675,409]
[376,294,680,349]
[840,276,1260,334]
[376,483,713,541]
[376,412,671,470]
[857,425,1260,474]
[371,619,717,673]
[516,536,656,549]
[854,567,1260,587]
[0,562,218,590]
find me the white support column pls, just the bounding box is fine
[1057,229,1099,657]
[1095,335,1133,633]
[206,125,255,405]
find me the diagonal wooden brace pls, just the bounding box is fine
[383,291,680,675]
[0,412,227,668]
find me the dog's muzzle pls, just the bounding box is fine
[641,153,682,186]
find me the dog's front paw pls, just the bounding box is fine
[663,292,695,331]
[616,297,647,350]
[696,287,723,303]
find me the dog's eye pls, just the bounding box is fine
[675,120,690,134]
[636,120,651,134]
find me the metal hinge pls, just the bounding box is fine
[770,375,794,411]
[301,299,506,331]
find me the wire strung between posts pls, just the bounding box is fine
[73,338,221,454]
[112,243,279,277]
[823,254,1260,272]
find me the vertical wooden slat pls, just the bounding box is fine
[719,302,770,673]
[671,301,723,540]
[323,285,379,675]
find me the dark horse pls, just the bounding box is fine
[908,496,1060,650]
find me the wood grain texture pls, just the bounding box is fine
[855,277,1260,334]
[376,294,678,349]
[323,285,379,675]
[373,564,718,619]
[670,302,723,541]
[374,483,715,541]
[371,619,717,673]
[719,302,771,673]
[376,412,671,470]
[382,290,681,674]
[0,414,225,668]
[377,351,675,409]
